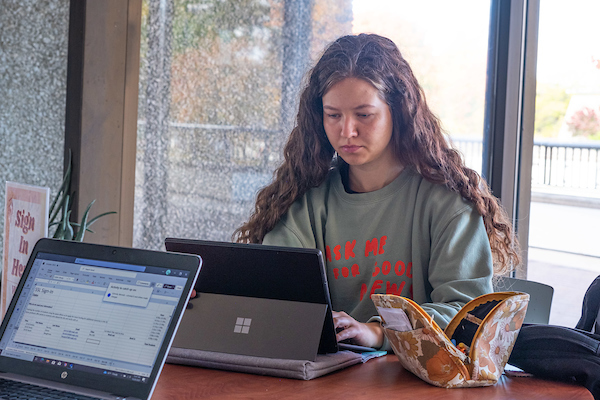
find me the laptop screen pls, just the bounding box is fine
[164,238,339,355]
[0,239,200,399]
[0,252,190,382]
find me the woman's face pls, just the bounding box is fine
[322,77,396,171]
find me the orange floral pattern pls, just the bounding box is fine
[426,349,460,383]
[372,292,529,388]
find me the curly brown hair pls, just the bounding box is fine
[233,33,520,274]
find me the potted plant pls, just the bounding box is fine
[49,151,116,241]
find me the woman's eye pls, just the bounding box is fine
[327,114,340,119]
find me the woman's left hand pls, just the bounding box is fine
[332,311,384,349]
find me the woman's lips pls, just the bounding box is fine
[340,145,361,153]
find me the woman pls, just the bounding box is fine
[233,33,519,349]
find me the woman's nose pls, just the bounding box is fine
[340,117,358,138]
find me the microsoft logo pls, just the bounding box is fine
[234,317,252,334]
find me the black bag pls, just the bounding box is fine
[509,275,600,399]
[508,324,600,399]
[577,275,600,333]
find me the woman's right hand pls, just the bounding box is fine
[332,311,384,349]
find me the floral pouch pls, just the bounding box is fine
[371,292,529,388]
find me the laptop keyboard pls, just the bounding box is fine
[0,379,101,400]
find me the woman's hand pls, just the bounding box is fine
[332,311,384,349]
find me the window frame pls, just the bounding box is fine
[484,0,539,276]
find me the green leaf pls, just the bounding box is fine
[86,211,117,228]
[64,214,74,241]
[52,222,64,239]
[58,196,71,238]
[74,200,95,242]
[54,208,72,240]
[49,150,72,225]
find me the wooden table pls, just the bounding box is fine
[152,355,593,399]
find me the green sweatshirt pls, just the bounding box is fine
[262,167,493,330]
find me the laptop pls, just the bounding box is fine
[164,238,375,362]
[0,238,201,400]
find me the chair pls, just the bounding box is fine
[493,277,554,324]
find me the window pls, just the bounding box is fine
[526,0,600,326]
[134,0,492,249]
